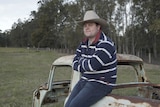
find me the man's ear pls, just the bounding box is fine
[95,23,101,30]
[98,25,101,30]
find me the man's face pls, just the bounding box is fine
[83,22,100,38]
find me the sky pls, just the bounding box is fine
[0,0,39,32]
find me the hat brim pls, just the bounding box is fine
[77,18,107,28]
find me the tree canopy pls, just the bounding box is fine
[1,0,160,60]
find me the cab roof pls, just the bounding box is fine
[52,54,143,66]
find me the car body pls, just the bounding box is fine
[32,54,160,107]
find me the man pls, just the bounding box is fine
[65,10,117,107]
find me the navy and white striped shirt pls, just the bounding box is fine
[73,31,117,86]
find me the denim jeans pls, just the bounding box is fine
[65,79,112,107]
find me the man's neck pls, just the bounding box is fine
[88,30,101,45]
[88,36,96,45]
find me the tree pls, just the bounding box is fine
[5,0,160,60]
[132,0,160,58]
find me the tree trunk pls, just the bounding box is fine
[153,35,157,58]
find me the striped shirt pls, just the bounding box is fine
[73,31,117,86]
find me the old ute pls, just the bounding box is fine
[32,54,160,107]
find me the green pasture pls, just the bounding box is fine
[0,47,160,107]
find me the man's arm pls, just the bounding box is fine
[72,44,85,72]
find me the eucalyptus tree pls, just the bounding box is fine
[0,32,6,47]
[31,0,66,48]
[9,19,25,47]
[132,0,160,58]
[115,0,131,54]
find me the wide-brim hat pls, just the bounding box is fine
[77,10,107,28]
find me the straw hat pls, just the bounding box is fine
[77,10,107,28]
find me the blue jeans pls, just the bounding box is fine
[65,79,112,107]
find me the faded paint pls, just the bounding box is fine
[117,54,143,63]
[92,96,153,107]
[52,55,74,66]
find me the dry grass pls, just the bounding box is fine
[0,47,66,107]
[0,47,159,107]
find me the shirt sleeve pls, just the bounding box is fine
[72,43,85,72]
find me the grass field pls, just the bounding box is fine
[0,47,67,107]
[0,47,160,107]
